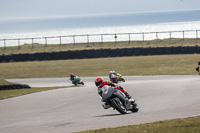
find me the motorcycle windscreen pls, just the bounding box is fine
[101,85,115,102]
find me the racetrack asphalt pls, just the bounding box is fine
[1,75,200,133]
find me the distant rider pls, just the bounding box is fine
[70,73,76,83]
[196,61,200,72]
[94,77,131,109]
[109,71,117,83]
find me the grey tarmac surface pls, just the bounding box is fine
[1,75,200,133]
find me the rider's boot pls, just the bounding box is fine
[102,102,111,109]
[125,92,132,99]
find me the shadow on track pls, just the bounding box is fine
[94,112,132,117]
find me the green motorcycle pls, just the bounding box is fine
[69,76,84,86]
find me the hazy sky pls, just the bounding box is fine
[0,0,200,20]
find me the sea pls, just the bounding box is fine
[0,10,200,47]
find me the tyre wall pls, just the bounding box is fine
[0,46,199,62]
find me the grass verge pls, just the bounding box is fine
[77,116,200,133]
[0,86,68,100]
[0,54,199,79]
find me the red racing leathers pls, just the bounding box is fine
[97,80,127,96]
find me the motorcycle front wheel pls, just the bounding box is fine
[111,100,127,114]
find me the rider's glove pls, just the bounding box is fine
[110,83,116,87]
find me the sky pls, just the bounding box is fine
[0,0,200,20]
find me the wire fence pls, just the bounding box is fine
[0,30,199,49]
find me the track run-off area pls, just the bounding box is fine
[1,75,200,133]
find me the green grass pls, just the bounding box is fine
[0,78,12,85]
[0,54,199,79]
[76,116,200,133]
[0,78,69,100]
[0,54,199,99]
[0,86,68,100]
[1,38,200,55]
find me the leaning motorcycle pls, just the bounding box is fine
[116,74,125,82]
[69,76,84,86]
[110,73,125,84]
[101,85,139,114]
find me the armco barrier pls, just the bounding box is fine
[149,47,156,55]
[126,48,134,56]
[157,47,166,55]
[85,49,94,58]
[52,52,62,60]
[93,49,102,58]
[3,55,12,62]
[29,53,37,61]
[133,47,142,56]
[110,49,118,57]
[197,46,200,53]
[142,47,151,55]
[69,50,79,59]
[101,49,110,57]
[0,46,200,62]
[36,53,46,61]
[118,48,127,57]
[165,47,173,54]
[188,46,197,54]
[60,51,69,60]
[0,84,31,90]
[76,50,85,59]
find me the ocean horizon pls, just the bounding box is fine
[0,10,200,47]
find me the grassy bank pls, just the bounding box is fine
[0,78,68,100]
[77,116,200,133]
[0,54,199,79]
[0,38,199,55]
[0,86,66,100]
[0,54,199,99]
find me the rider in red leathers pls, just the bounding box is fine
[95,77,131,109]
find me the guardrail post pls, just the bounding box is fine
[87,34,89,44]
[142,33,144,42]
[4,39,6,49]
[128,33,130,44]
[59,36,62,48]
[114,34,117,46]
[73,35,75,44]
[32,38,34,48]
[101,34,103,44]
[196,30,198,44]
[156,32,158,44]
[183,31,184,44]
[18,39,20,49]
[45,37,47,47]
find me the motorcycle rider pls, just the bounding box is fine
[95,77,131,109]
[109,71,117,83]
[70,73,76,83]
[196,61,200,72]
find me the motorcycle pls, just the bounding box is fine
[110,73,125,84]
[69,76,84,86]
[101,85,139,114]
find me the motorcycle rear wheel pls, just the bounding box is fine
[111,100,127,114]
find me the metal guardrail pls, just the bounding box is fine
[0,30,199,49]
